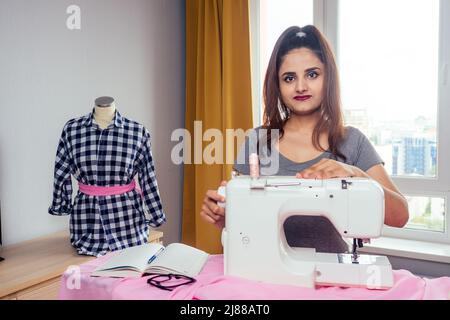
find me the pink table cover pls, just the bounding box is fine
[59,254,450,300]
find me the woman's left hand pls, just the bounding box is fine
[296,158,366,179]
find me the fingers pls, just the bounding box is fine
[200,201,226,229]
[214,218,225,229]
[296,159,333,179]
[298,169,344,179]
[201,209,224,229]
[297,169,327,179]
[203,193,225,216]
[206,189,225,203]
[200,189,226,227]
[200,202,222,222]
[200,208,217,224]
[296,159,352,179]
[200,181,228,226]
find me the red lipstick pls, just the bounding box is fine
[294,95,312,101]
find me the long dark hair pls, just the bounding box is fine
[262,25,346,160]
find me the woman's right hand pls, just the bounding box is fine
[200,180,227,229]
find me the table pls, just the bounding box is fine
[59,254,450,300]
[0,230,163,300]
[0,231,94,300]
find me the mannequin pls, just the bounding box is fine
[49,96,166,257]
[94,96,116,129]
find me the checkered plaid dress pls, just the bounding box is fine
[49,110,166,256]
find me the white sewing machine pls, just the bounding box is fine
[219,175,394,289]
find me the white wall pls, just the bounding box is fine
[0,0,185,246]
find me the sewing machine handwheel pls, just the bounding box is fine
[217,186,226,208]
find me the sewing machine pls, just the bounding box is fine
[219,175,394,289]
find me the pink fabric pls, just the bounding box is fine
[78,180,142,197]
[59,254,450,300]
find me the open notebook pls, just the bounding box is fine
[91,242,209,278]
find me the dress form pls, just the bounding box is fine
[94,96,116,129]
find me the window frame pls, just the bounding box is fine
[250,0,450,244]
[383,191,449,244]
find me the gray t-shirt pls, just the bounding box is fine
[233,126,384,253]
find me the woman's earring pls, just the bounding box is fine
[277,98,289,121]
[285,106,291,119]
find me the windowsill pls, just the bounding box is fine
[358,237,450,264]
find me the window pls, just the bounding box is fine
[251,0,450,244]
[252,0,314,124]
[260,0,313,70]
[339,0,439,178]
[337,0,449,242]
[405,196,445,233]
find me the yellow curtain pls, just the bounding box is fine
[182,0,253,253]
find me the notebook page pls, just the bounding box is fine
[95,243,164,272]
[147,243,209,277]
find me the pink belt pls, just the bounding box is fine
[78,180,142,197]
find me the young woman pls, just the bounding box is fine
[200,25,409,253]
